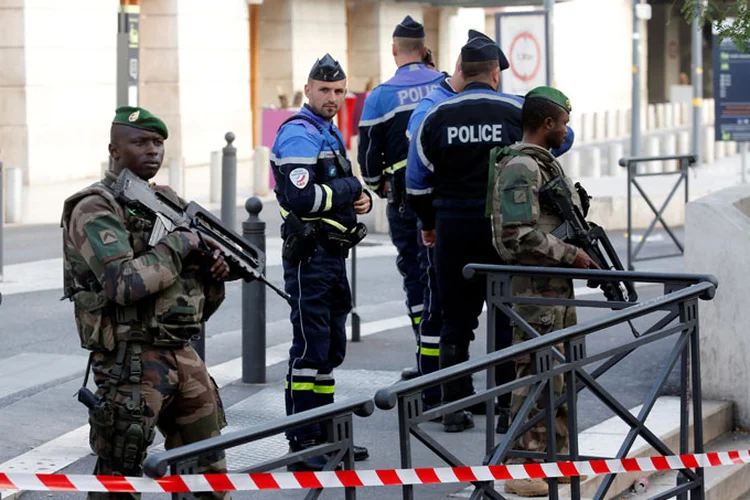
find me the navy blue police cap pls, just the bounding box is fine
[466,29,509,70]
[393,15,425,39]
[309,53,346,82]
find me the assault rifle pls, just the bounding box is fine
[113,168,290,300]
[539,176,638,304]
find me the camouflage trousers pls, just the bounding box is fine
[89,344,228,500]
[509,301,577,460]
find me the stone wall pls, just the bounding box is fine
[685,185,750,427]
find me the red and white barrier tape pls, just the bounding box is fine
[1,450,748,493]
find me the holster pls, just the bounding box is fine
[384,172,406,207]
[282,212,318,265]
[320,222,368,252]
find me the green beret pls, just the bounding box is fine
[112,106,169,139]
[525,86,572,113]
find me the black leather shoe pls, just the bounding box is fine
[442,410,474,433]
[495,408,511,434]
[401,366,420,380]
[353,444,369,461]
[287,439,342,472]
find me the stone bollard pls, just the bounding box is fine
[647,137,662,173]
[655,103,666,129]
[677,131,691,156]
[4,165,23,224]
[168,157,185,197]
[560,149,581,178]
[253,146,270,197]
[210,151,221,203]
[702,126,716,165]
[715,139,726,160]
[604,110,617,139]
[222,132,237,232]
[593,112,606,140]
[727,141,738,156]
[242,197,266,384]
[672,103,681,129]
[661,133,677,171]
[664,103,675,130]
[608,143,625,177]
[582,147,602,177]
[647,104,657,131]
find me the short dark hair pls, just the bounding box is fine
[460,59,498,79]
[522,97,566,132]
[394,37,425,54]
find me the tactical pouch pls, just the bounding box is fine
[73,290,116,352]
[282,212,318,265]
[89,400,154,472]
[88,400,115,460]
[152,278,204,345]
[384,173,405,207]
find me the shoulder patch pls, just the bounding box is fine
[289,167,310,189]
[98,229,119,245]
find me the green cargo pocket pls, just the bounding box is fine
[73,291,116,352]
[88,402,115,460]
[153,278,204,343]
[500,184,534,226]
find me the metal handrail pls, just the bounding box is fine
[143,396,374,478]
[375,276,714,410]
[375,265,715,500]
[618,154,698,166]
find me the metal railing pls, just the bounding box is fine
[374,265,717,500]
[144,396,374,500]
[619,154,697,270]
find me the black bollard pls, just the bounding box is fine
[242,197,266,383]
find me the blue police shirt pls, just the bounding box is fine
[271,104,363,234]
[357,62,444,192]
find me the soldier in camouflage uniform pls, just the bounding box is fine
[61,106,234,500]
[490,87,599,497]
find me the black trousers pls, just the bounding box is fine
[434,213,514,405]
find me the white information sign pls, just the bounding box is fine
[496,12,549,95]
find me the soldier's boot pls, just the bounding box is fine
[504,478,549,497]
[440,343,474,433]
[495,407,511,434]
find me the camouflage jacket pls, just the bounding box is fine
[61,170,225,351]
[491,143,582,299]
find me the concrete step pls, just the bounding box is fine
[452,396,733,499]
[625,431,750,500]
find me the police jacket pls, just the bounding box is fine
[271,104,365,236]
[408,81,524,230]
[407,82,577,230]
[357,62,444,192]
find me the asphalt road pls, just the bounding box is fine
[0,201,695,500]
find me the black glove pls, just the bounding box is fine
[574,182,592,217]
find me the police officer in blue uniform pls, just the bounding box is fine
[357,16,445,383]
[271,54,371,471]
[408,33,523,434]
[406,30,576,434]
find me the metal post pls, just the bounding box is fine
[692,1,704,163]
[350,245,360,342]
[627,159,634,270]
[221,133,237,233]
[545,0,554,86]
[117,2,139,107]
[631,0,643,157]
[0,162,3,282]
[742,142,748,184]
[242,197,266,383]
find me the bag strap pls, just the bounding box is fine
[279,114,351,175]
